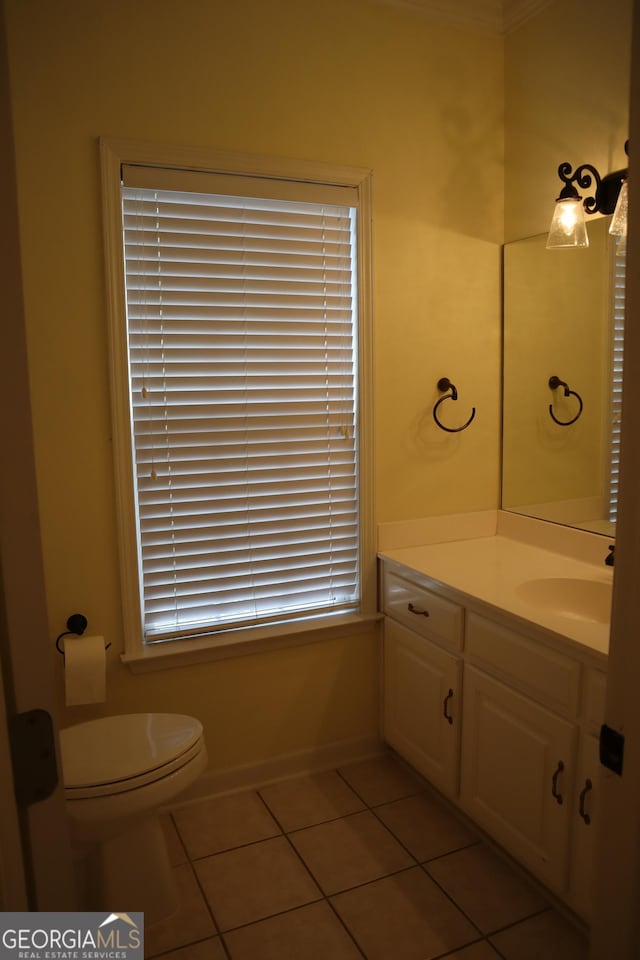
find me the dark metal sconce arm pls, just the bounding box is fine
[557,142,629,216]
[433,378,476,433]
[556,162,602,213]
[548,375,584,426]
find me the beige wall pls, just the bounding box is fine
[4,0,503,770]
[1,2,76,904]
[3,0,632,781]
[505,0,632,244]
[503,0,632,532]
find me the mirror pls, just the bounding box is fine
[502,216,624,538]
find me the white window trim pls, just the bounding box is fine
[99,138,376,670]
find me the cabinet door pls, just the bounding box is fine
[568,733,601,921]
[383,618,461,797]
[460,666,576,894]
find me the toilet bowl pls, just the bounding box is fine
[60,713,207,922]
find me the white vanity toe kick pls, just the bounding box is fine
[378,535,612,661]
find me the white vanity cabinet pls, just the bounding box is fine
[382,569,463,797]
[568,732,600,919]
[384,619,461,796]
[460,611,581,894]
[380,557,608,923]
[566,667,606,920]
[460,677,578,896]
[460,667,576,892]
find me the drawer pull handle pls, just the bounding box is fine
[579,778,593,825]
[443,688,454,725]
[408,602,430,618]
[551,761,564,805]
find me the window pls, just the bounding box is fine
[101,141,374,663]
[607,237,625,524]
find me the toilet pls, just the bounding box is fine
[59,713,207,922]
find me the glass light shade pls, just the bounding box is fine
[546,197,589,248]
[616,234,627,256]
[609,179,628,239]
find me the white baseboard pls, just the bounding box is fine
[168,735,384,808]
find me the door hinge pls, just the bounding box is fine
[9,709,58,806]
[600,723,625,776]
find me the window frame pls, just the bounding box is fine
[100,138,376,670]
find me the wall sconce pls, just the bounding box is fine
[609,178,629,254]
[547,141,629,249]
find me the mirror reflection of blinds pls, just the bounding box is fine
[608,240,625,523]
[120,167,360,642]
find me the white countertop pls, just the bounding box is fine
[379,535,613,661]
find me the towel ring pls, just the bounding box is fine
[548,375,583,426]
[433,378,476,433]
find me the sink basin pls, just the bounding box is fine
[515,577,612,625]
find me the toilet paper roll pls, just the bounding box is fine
[64,635,107,706]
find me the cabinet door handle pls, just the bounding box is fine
[551,760,564,805]
[443,688,454,725]
[579,778,593,825]
[407,602,429,617]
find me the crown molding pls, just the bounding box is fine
[503,0,555,33]
[364,0,554,35]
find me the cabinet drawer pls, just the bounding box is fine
[466,612,580,718]
[383,569,463,651]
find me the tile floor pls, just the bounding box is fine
[148,754,589,960]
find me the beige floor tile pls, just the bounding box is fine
[194,836,321,931]
[162,813,188,865]
[445,943,503,959]
[331,866,478,960]
[426,844,549,934]
[145,864,216,958]
[289,810,414,894]
[375,792,479,861]
[223,901,362,960]
[259,770,365,830]
[338,754,424,806]
[152,937,227,960]
[489,909,590,959]
[172,791,280,859]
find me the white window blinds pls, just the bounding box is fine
[120,165,360,642]
[608,239,626,523]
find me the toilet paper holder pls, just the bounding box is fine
[55,613,111,657]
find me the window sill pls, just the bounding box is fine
[121,612,383,674]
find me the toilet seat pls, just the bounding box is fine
[60,713,205,799]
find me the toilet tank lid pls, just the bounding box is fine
[59,713,204,787]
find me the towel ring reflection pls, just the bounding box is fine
[433,378,476,433]
[548,375,583,426]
